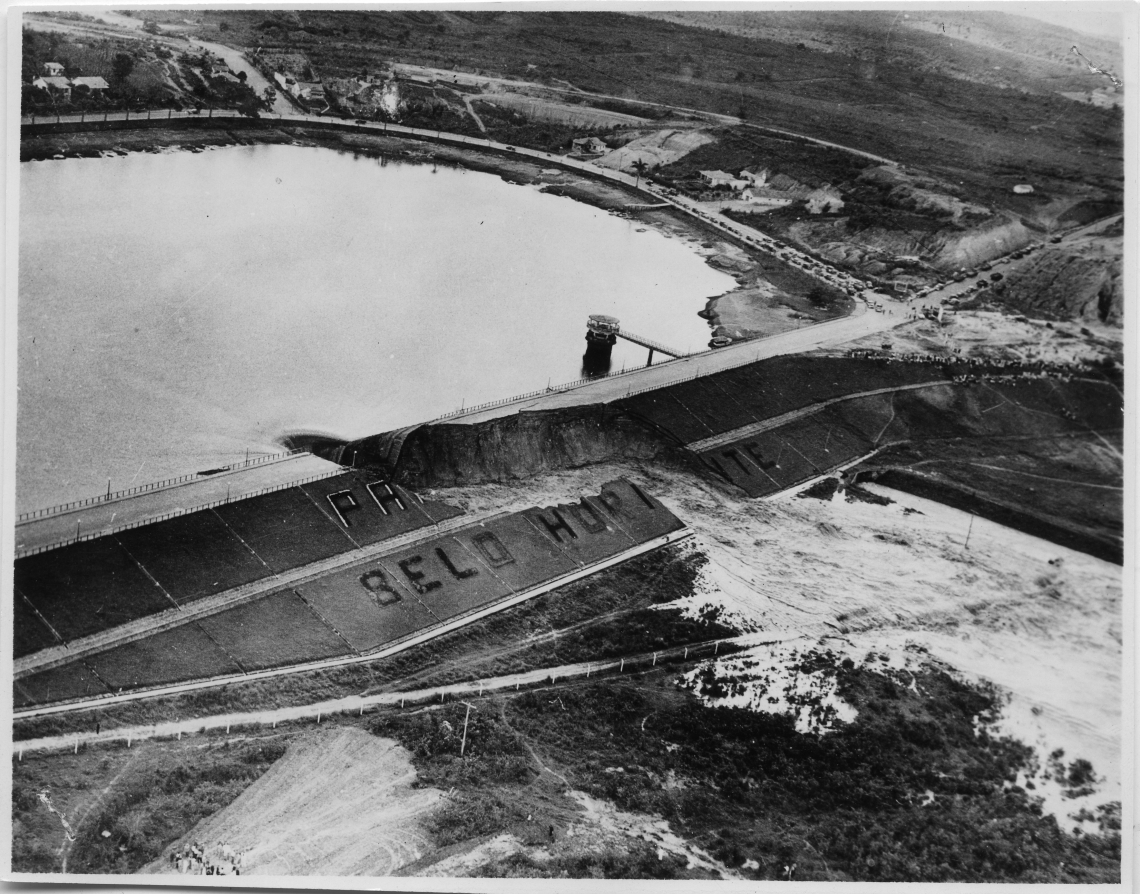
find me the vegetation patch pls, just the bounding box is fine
[381,661,1119,881]
[12,736,288,874]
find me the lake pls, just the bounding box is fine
[18,144,734,512]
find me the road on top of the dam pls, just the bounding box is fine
[442,299,895,424]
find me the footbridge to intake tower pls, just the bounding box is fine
[584,314,688,370]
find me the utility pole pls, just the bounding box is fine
[964,513,975,550]
[460,701,476,757]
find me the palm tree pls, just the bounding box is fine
[631,157,649,190]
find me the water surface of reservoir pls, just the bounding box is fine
[18,144,734,512]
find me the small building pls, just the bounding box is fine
[70,76,109,94]
[298,82,325,104]
[31,76,72,99]
[571,136,608,156]
[805,184,844,214]
[699,170,748,190]
[43,62,65,77]
[739,165,771,186]
[739,188,793,208]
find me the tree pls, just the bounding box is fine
[111,52,135,88]
[631,157,649,190]
[236,70,247,83]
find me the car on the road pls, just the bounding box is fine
[355,118,368,125]
[709,335,733,349]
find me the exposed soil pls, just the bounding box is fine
[140,729,440,876]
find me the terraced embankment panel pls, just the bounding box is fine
[13,479,685,709]
[86,624,245,692]
[197,592,355,671]
[12,472,449,659]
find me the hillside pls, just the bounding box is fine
[635,10,1123,96]
[135,9,1122,211]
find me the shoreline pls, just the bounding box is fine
[20,120,851,341]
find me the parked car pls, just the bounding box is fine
[709,335,733,349]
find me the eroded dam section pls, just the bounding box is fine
[337,353,1123,562]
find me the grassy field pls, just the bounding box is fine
[176,10,1121,210]
[12,734,289,873]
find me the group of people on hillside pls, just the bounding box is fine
[170,841,244,875]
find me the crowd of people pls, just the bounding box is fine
[170,841,245,875]
[844,347,1092,380]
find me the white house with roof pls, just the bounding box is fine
[43,61,65,77]
[297,81,325,105]
[699,170,748,190]
[739,165,771,186]
[31,76,72,99]
[70,76,109,94]
[571,136,608,156]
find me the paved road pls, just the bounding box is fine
[445,302,898,424]
[16,453,339,556]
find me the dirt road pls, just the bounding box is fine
[189,39,297,116]
[16,629,790,756]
